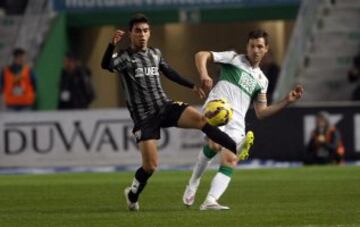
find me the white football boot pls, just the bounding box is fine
[199,197,230,211]
[182,185,197,207]
[124,187,139,211]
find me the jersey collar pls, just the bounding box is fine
[128,47,148,55]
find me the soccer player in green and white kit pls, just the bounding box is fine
[183,30,304,210]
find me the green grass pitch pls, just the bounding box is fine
[0,165,359,227]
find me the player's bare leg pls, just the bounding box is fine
[140,140,159,172]
[124,140,158,211]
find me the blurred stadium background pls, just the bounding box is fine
[0,0,359,226]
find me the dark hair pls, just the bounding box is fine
[128,13,150,31]
[247,29,269,45]
[13,48,26,57]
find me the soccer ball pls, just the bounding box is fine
[204,98,233,126]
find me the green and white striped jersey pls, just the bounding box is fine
[205,51,268,139]
[212,51,268,99]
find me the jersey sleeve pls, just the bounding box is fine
[211,51,237,64]
[255,72,269,103]
[109,49,128,72]
[259,75,269,94]
[101,43,114,71]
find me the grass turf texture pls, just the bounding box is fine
[0,165,359,227]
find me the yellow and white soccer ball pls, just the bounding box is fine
[204,98,233,126]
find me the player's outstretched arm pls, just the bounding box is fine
[195,51,214,93]
[160,62,205,99]
[254,84,304,120]
[160,59,194,89]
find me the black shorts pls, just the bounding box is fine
[132,101,189,143]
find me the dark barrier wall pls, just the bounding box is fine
[245,104,360,161]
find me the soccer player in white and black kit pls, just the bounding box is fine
[101,14,249,211]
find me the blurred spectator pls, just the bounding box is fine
[58,52,95,110]
[0,48,37,111]
[260,51,280,104]
[348,51,360,101]
[304,111,345,165]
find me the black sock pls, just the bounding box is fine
[128,167,153,202]
[201,123,237,154]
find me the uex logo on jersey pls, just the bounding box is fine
[135,67,159,77]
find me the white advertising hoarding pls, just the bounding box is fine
[0,109,204,168]
[355,114,360,153]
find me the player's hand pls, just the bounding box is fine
[193,85,206,99]
[112,30,125,45]
[287,84,304,103]
[200,74,213,94]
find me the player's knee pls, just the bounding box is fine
[197,115,208,129]
[221,152,237,167]
[223,159,237,168]
[181,108,208,129]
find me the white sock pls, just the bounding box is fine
[188,150,213,191]
[206,172,231,202]
[236,136,247,152]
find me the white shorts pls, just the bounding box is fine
[203,81,249,145]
